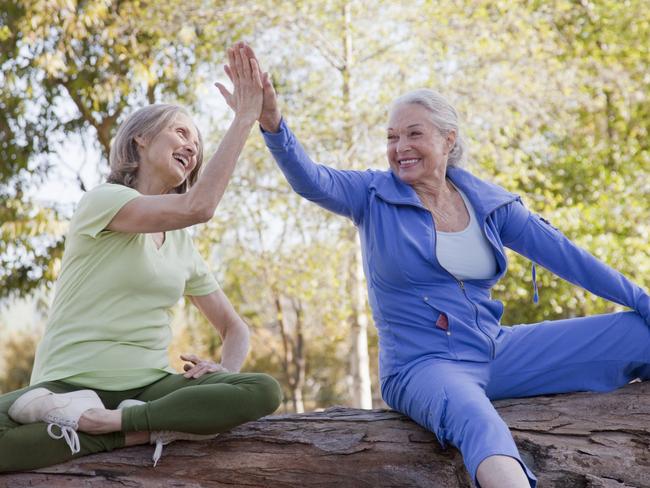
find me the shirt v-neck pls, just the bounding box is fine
[150,232,166,251]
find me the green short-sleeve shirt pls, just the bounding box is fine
[30,183,220,390]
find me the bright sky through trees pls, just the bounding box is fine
[1,0,648,407]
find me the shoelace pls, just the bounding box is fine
[117,400,166,466]
[152,439,165,467]
[149,431,217,467]
[47,423,80,454]
[151,432,173,467]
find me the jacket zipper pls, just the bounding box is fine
[457,278,495,360]
[429,213,497,359]
[376,185,516,361]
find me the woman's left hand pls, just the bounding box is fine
[215,41,263,125]
[180,353,229,379]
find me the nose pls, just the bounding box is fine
[396,136,410,153]
[183,143,197,158]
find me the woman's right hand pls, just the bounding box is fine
[215,41,263,126]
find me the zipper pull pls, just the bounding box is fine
[458,280,465,290]
[531,263,539,304]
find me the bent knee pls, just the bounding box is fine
[247,373,283,418]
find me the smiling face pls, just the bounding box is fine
[386,103,455,187]
[135,112,201,194]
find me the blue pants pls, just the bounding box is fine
[381,312,650,487]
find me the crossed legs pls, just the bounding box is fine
[0,371,282,472]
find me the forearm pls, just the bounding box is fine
[504,207,650,323]
[185,116,255,220]
[219,318,250,372]
[262,119,370,221]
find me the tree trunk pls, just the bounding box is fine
[348,243,373,409]
[3,382,649,487]
[340,1,373,409]
[273,289,302,413]
[291,298,306,414]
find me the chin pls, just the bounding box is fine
[394,170,419,185]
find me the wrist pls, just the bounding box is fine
[232,114,257,130]
[259,111,282,133]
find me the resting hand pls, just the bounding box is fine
[215,41,263,125]
[180,353,229,379]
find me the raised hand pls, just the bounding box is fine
[259,70,282,132]
[215,41,263,126]
[236,43,281,132]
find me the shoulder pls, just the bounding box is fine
[367,169,413,198]
[447,166,519,212]
[77,183,140,208]
[70,183,141,237]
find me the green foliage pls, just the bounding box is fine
[0,0,253,299]
[1,0,648,409]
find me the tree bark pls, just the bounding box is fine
[3,382,649,487]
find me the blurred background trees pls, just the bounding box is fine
[1,0,648,410]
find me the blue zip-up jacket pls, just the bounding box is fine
[263,120,650,380]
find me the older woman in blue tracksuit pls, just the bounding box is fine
[245,49,650,488]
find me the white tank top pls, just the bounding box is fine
[435,184,498,281]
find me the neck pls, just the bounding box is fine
[135,168,174,195]
[412,174,453,208]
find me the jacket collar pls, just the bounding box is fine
[369,166,519,216]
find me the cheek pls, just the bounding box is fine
[386,145,396,162]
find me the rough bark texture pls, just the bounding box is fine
[2,382,649,488]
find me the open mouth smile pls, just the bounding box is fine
[173,153,190,170]
[399,158,420,168]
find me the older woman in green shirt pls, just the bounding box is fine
[0,42,282,472]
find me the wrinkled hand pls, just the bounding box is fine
[181,353,229,379]
[215,41,263,125]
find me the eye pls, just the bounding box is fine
[409,131,422,137]
[387,134,397,141]
[176,128,187,139]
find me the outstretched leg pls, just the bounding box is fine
[489,311,650,400]
[382,358,536,487]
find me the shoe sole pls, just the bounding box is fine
[8,387,52,423]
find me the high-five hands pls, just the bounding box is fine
[215,41,264,125]
[221,42,281,132]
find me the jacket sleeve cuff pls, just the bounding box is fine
[260,117,292,149]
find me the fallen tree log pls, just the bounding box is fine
[2,381,649,488]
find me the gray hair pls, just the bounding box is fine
[390,89,466,167]
[107,104,204,193]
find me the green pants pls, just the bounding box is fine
[0,372,282,472]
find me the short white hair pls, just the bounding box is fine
[390,89,466,167]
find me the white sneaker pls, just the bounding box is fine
[118,399,218,467]
[8,387,104,454]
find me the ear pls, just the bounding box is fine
[134,134,147,148]
[446,130,457,152]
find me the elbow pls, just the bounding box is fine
[195,206,215,224]
[184,195,215,224]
